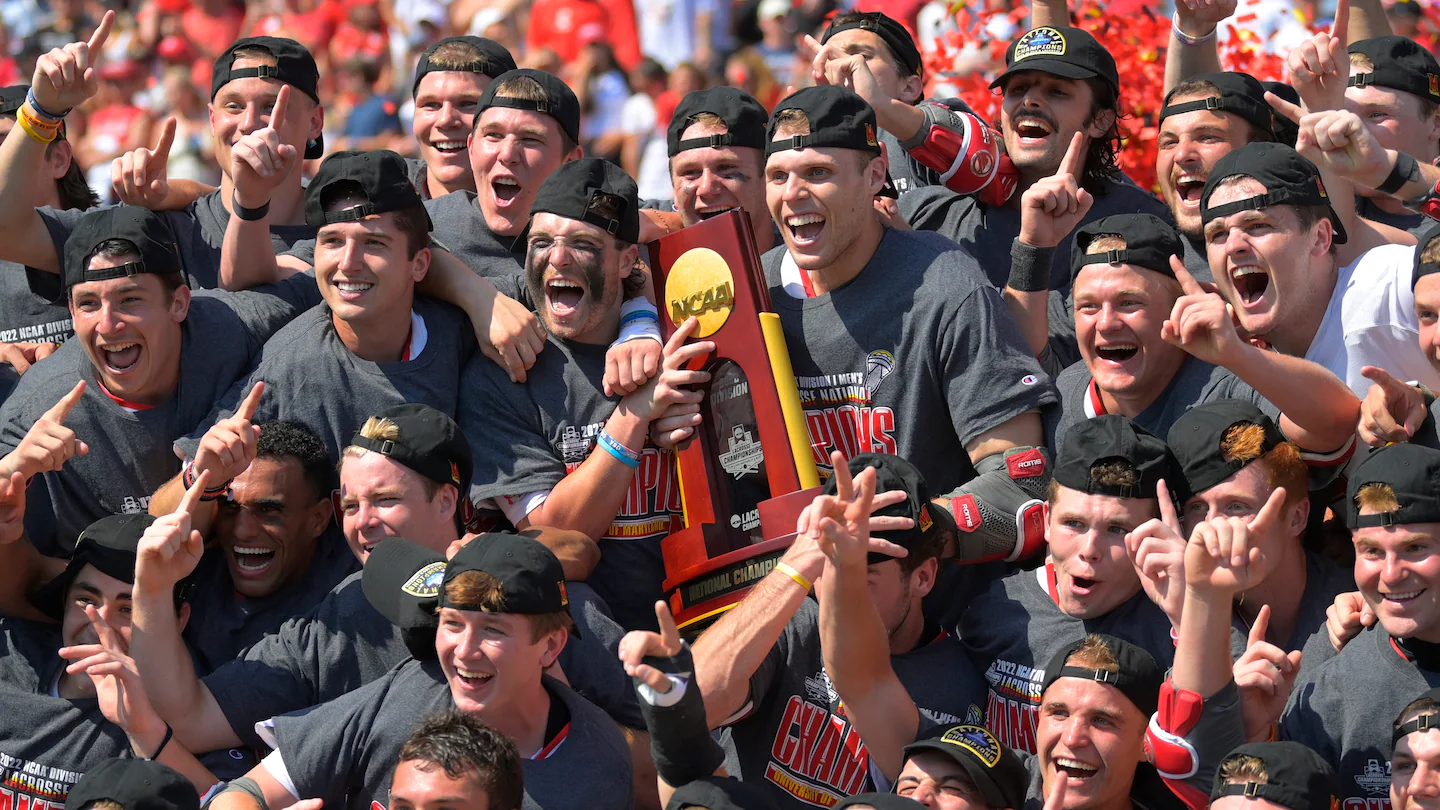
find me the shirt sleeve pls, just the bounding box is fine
[460,356,570,505]
[35,206,89,270]
[269,676,388,809]
[221,276,323,349]
[203,610,327,750]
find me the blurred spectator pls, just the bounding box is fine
[78,59,151,202]
[23,0,94,55]
[754,0,797,87]
[523,45,562,73]
[635,0,716,71]
[330,0,392,91]
[724,46,780,109]
[153,65,220,186]
[525,0,609,65]
[182,0,246,60]
[329,58,403,152]
[619,57,669,198]
[1388,0,1425,40]
[243,0,345,55]
[571,41,630,160]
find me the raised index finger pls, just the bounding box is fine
[153,117,176,160]
[178,468,210,516]
[1248,603,1271,648]
[1362,364,1410,397]
[1331,0,1349,46]
[654,600,681,654]
[269,83,290,132]
[1265,90,1304,125]
[1170,257,1204,296]
[86,10,114,53]
[42,380,86,423]
[1249,486,1287,534]
[237,380,266,422]
[1058,131,1087,178]
[1156,479,1181,534]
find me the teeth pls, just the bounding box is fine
[1388,590,1424,600]
[1056,758,1097,772]
[1100,343,1137,350]
[101,342,137,352]
[548,279,581,288]
[493,177,519,187]
[233,547,272,555]
[786,214,825,227]
[1232,267,1264,278]
[456,668,493,680]
[337,282,373,292]
[434,141,466,151]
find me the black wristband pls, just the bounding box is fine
[146,723,173,760]
[231,193,271,222]
[1379,152,1419,195]
[634,644,724,787]
[1008,239,1056,292]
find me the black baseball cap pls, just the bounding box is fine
[211,37,323,159]
[766,86,898,197]
[1210,742,1339,810]
[305,149,432,231]
[1072,213,1184,282]
[821,12,922,78]
[821,452,955,565]
[1349,36,1440,103]
[1263,81,1301,147]
[667,86,769,157]
[530,157,641,243]
[1167,400,1285,497]
[411,36,517,99]
[362,537,448,658]
[1054,415,1180,500]
[1393,687,1440,746]
[1161,72,1276,139]
[477,68,581,146]
[63,207,183,292]
[1200,142,1348,244]
[1345,442,1440,529]
[348,403,473,491]
[66,759,199,810]
[990,26,1120,94]
[1040,633,1163,717]
[440,531,570,614]
[666,776,779,810]
[1416,228,1440,289]
[32,514,181,619]
[901,724,1028,810]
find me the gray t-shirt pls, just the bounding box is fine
[1282,625,1440,806]
[1243,550,1353,679]
[273,661,633,810]
[461,339,681,631]
[1179,233,1215,285]
[0,261,71,345]
[0,280,321,554]
[959,564,1178,754]
[204,573,641,750]
[0,618,135,809]
[182,525,359,675]
[1043,355,1275,450]
[720,598,987,810]
[1358,195,1428,235]
[900,178,1173,369]
[176,296,473,462]
[37,194,315,291]
[423,190,528,278]
[762,228,1057,495]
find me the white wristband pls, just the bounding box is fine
[616,298,662,345]
[637,673,689,707]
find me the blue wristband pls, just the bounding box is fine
[620,309,659,327]
[24,89,69,121]
[597,430,641,468]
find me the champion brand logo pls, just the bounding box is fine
[952,494,982,532]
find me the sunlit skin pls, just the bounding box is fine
[470,107,582,238]
[819,27,924,104]
[1000,71,1110,189]
[1073,263,1186,417]
[669,120,773,253]
[212,456,331,599]
[1212,795,1291,810]
[1352,521,1440,643]
[1037,679,1148,810]
[1180,462,1308,600]
[1156,98,1256,239]
[1046,486,1157,619]
[525,212,636,344]
[414,71,491,197]
[848,557,936,651]
[766,144,885,283]
[1416,273,1440,376]
[58,565,189,699]
[436,609,565,752]
[390,760,492,810]
[1345,79,1440,168]
[895,751,989,810]
[1203,178,1335,354]
[1393,729,1440,810]
[68,257,189,407]
[208,56,323,185]
[337,451,457,562]
[314,207,430,360]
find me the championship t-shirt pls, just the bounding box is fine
[462,339,682,631]
[762,228,1056,496]
[0,262,71,345]
[272,662,634,810]
[959,564,1178,754]
[0,279,321,554]
[720,598,987,810]
[37,193,316,290]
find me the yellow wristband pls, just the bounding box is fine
[774,561,812,591]
[16,111,55,145]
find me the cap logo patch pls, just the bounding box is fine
[918,504,934,532]
[952,494,982,532]
[665,247,736,338]
[1316,177,1328,198]
[450,461,461,486]
[558,580,569,606]
[402,561,448,597]
[865,123,879,147]
[1431,74,1439,97]
[939,725,1002,767]
[1014,27,1067,61]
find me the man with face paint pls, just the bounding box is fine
[459,158,710,631]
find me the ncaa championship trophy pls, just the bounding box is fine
[650,210,820,634]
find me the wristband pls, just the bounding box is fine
[615,299,662,345]
[1171,14,1216,44]
[1378,152,1419,195]
[16,105,61,144]
[146,723,173,760]
[232,193,271,222]
[597,430,641,468]
[182,459,233,500]
[24,89,69,121]
[1008,239,1055,292]
[774,561,813,591]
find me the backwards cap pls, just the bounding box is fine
[305,149,432,231]
[1199,142,1348,244]
[477,68,581,146]
[1040,633,1163,717]
[411,36,517,99]
[530,157,641,244]
[1071,213,1185,283]
[820,12,922,77]
[63,207,183,292]
[347,403,473,491]
[667,87,769,157]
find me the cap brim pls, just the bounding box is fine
[878,170,899,199]
[990,59,1102,89]
[1328,208,1349,245]
[902,739,1009,808]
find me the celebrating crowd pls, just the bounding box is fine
[9,0,1440,809]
